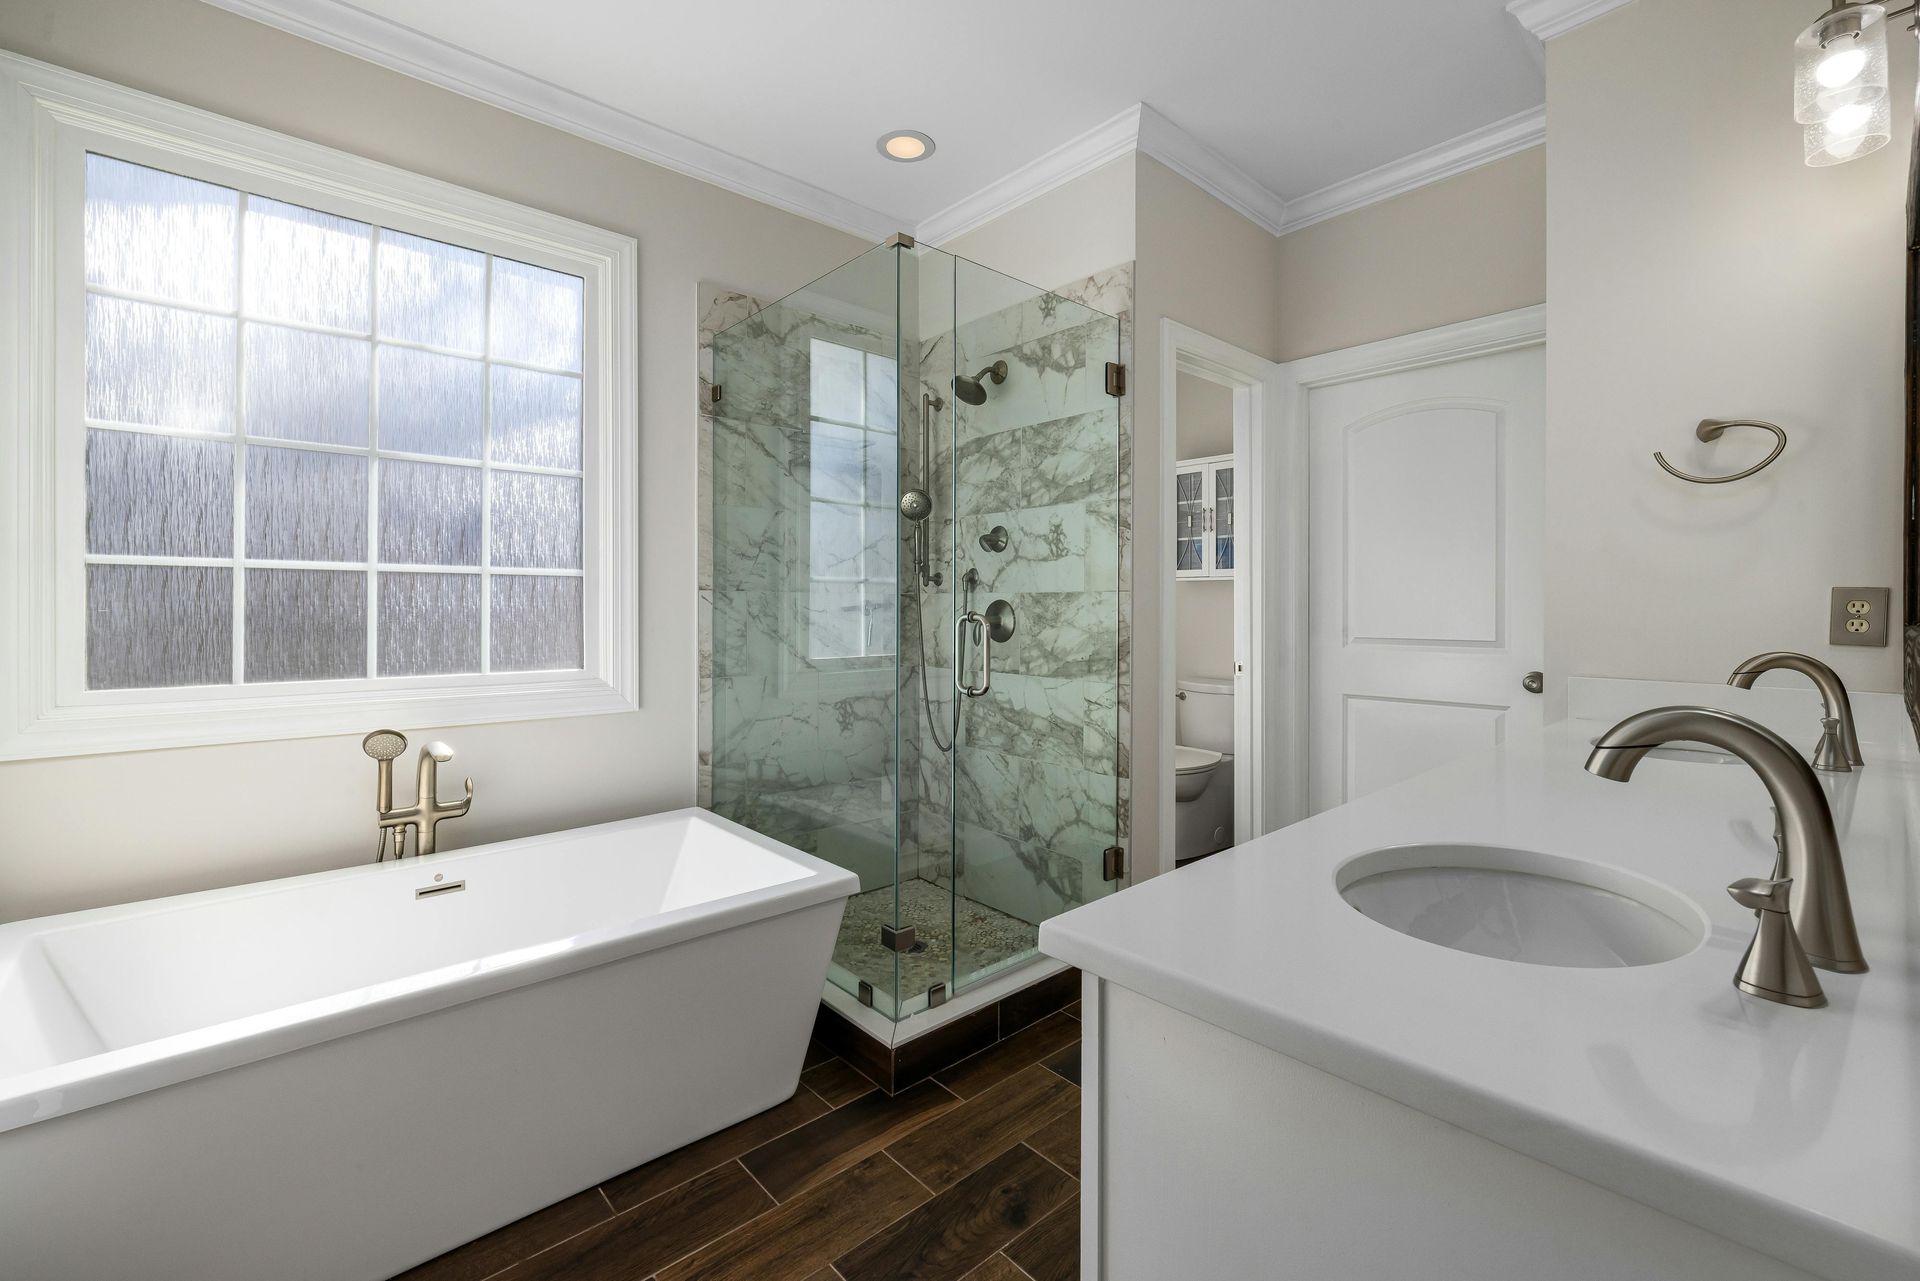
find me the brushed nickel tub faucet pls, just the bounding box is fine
[1585,705,1866,977]
[363,730,474,861]
[1728,651,1862,771]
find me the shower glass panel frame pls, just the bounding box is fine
[709,238,1122,1022]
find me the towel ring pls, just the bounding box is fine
[1654,419,1787,485]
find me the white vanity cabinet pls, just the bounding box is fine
[1173,454,1237,579]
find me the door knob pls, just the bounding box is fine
[1522,671,1544,695]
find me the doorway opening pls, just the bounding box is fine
[1156,321,1291,877]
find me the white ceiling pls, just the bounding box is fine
[214,0,1551,237]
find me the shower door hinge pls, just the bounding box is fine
[858,980,875,1007]
[880,923,917,953]
[1105,362,1127,398]
[707,383,722,406]
[1102,845,1126,881]
[928,982,948,1008]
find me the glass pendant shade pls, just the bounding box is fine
[1795,3,1889,122]
[1804,92,1892,165]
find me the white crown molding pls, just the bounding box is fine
[1133,104,1290,237]
[913,103,1144,247]
[1506,0,1638,42]
[915,101,1289,246]
[197,0,905,241]
[1278,105,1545,234]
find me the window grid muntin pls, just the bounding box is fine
[807,340,895,663]
[80,154,586,688]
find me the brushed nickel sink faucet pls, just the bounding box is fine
[362,729,474,861]
[1585,706,1867,984]
[1728,651,1862,772]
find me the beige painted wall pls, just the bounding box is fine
[1176,371,1234,458]
[1274,147,1545,362]
[0,0,866,920]
[1134,153,1284,863]
[1545,0,1909,700]
[939,156,1135,285]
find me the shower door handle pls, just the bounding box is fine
[956,611,992,698]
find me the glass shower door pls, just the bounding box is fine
[709,243,910,1016]
[946,254,1124,994]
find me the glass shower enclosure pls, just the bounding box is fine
[709,237,1123,1020]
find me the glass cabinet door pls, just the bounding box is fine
[1212,464,1234,573]
[1175,467,1206,574]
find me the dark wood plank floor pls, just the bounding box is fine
[394,1014,1083,1281]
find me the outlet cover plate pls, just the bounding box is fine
[1830,586,1890,647]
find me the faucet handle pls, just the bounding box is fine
[1727,875,1791,914]
[1810,718,1849,774]
[1727,876,1827,1008]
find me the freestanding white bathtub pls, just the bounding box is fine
[0,808,856,1281]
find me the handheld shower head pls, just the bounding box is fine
[952,360,1009,406]
[900,489,934,522]
[362,729,407,761]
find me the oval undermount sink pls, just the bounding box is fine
[1336,844,1706,968]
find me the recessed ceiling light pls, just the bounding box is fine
[878,131,935,162]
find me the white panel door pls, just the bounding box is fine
[1308,344,1544,813]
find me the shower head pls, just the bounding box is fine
[899,489,934,522]
[362,729,408,761]
[952,359,1009,406]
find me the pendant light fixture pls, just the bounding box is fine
[1795,2,1895,165]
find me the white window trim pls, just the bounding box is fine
[0,51,639,760]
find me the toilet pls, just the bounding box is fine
[1174,674,1234,861]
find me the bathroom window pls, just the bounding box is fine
[806,339,897,664]
[0,59,638,758]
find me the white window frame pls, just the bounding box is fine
[0,52,639,759]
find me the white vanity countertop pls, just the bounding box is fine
[1041,712,1920,1281]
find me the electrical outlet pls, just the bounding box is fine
[1830,586,1890,647]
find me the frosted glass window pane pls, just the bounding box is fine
[808,581,862,660]
[243,197,371,330]
[490,366,581,469]
[87,429,233,557]
[378,572,480,676]
[809,422,864,502]
[489,472,581,569]
[247,447,366,562]
[378,231,485,353]
[87,564,232,690]
[245,568,366,682]
[864,430,896,508]
[379,460,481,565]
[490,258,582,371]
[84,154,237,310]
[809,340,864,423]
[86,295,236,431]
[377,346,484,458]
[243,323,370,446]
[864,355,898,434]
[810,502,864,580]
[490,574,582,671]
